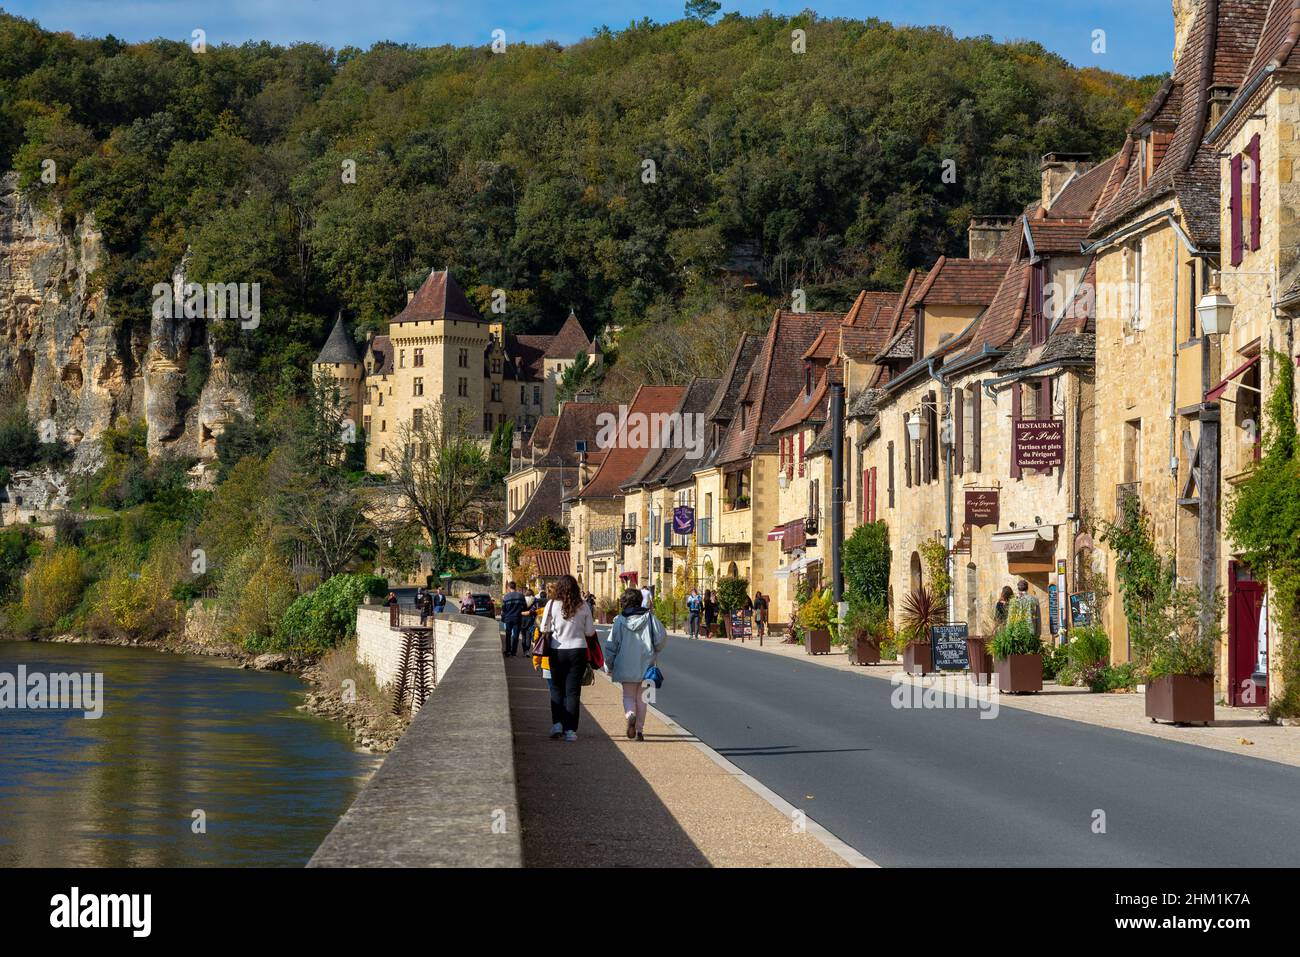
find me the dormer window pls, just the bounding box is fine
[1030,260,1048,347]
[804,359,813,396]
[1139,126,1174,188]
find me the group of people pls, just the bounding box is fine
[503,574,666,744]
[993,580,1043,637]
[683,587,768,639]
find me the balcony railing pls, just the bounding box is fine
[589,526,620,553]
[1115,482,1140,521]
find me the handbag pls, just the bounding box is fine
[585,630,604,670]
[530,600,554,657]
[581,663,595,686]
[644,664,664,689]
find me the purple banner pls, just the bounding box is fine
[673,506,695,535]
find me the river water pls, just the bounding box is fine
[0,641,379,867]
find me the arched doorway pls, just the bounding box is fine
[727,561,739,577]
[910,551,923,594]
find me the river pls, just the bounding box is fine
[0,641,379,867]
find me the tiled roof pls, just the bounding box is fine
[1046,155,1119,220]
[1240,0,1297,84]
[620,377,720,490]
[805,421,834,457]
[847,387,884,421]
[716,311,846,466]
[1091,0,1270,249]
[575,386,686,499]
[543,312,594,359]
[705,333,763,425]
[770,365,836,435]
[506,335,548,381]
[1026,220,1094,254]
[501,469,565,537]
[842,290,903,357]
[315,314,360,365]
[366,335,393,375]
[520,548,570,579]
[953,261,1030,359]
[392,269,482,324]
[526,415,558,454]
[531,401,619,469]
[907,257,1010,308]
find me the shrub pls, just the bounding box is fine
[1056,663,1078,687]
[715,575,749,615]
[220,544,297,648]
[1041,642,1068,680]
[843,521,890,608]
[21,546,84,630]
[991,618,1042,659]
[898,586,943,644]
[87,556,177,642]
[1067,625,1110,670]
[797,589,832,633]
[271,573,372,656]
[844,600,888,641]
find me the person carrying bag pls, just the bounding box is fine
[603,588,667,742]
[543,575,597,742]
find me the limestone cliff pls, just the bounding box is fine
[0,171,251,471]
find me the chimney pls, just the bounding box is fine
[1040,152,1092,212]
[967,216,1018,260]
[407,290,415,304]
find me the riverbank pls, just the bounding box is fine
[4,620,406,754]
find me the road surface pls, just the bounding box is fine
[645,637,1300,866]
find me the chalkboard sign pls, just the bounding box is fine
[729,610,752,640]
[931,622,970,670]
[1069,592,1095,627]
[1048,584,1060,636]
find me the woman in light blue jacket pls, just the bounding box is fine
[604,588,666,741]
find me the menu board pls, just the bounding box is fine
[729,610,752,640]
[930,623,970,670]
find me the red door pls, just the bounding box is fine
[1228,562,1266,707]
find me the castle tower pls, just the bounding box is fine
[313,312,363,433]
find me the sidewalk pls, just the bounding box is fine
[664,629,1300,769]
[504,652,852,867]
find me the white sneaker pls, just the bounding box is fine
[564,730,578,742]
[549,723,563,739]
[625,712,637,739]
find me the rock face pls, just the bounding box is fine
[0,172,251,469]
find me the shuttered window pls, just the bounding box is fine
[954,388,964,475]
[887,440,896,507]
[903,417,912,488]
[971,384,982,473]
[1249,133,1262,252]
[1010,382,1022,480]
[1230,153,1244,267]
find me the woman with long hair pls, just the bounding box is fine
[604,588,666,741]
[540,574,597,741]
[703,589,719,638]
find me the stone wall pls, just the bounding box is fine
[356,606,476,701]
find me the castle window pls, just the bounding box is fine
[413,409,423,430]
[459,348,469,368]
[484,413,493,432]
[414,377,424,397]
[399,350,406,369]
[458,377,468,397]
[414,348,424,367]
[533,386,541,404]
[491,383,501,402]
[492,358,502,375]
[381,420,387,432]
[363,415,371,433]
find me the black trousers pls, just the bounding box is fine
[548,647,588,732]
[503,619,523,655]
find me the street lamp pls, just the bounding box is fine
[906,413,922,443]
[1196,281,1234,337]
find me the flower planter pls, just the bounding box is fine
[1145,674,1214,725]
[995,654,1042,694]
[848,636,881,666]
[966,637,993,680]
[805,628,832,655]
[903,640,932,676]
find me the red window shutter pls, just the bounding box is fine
[972,385,982,473]
[954,389,964,475]
[798,431,805,477]
[1230,153,1243,267]
[888,441,896,507]
[1038,375,1052,417]
[871,467,878,522]
[1249,133,1262,252]
[1010,381,1022,480]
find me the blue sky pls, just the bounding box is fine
[4,1,1174,77]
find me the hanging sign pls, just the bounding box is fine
[673,506,695,535]
[1014,419,1065,469]
[964,490,1000,527]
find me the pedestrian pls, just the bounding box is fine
[540,574,597,742]
[420,588,433,626]
[460,593,475,615]
[703,589,719,638]
[994,585,1014,629]
[500,580,526,657]
[432,586,446,614]
[585,591,596,616]
[686,587,703,639]
[604,588,666,742]
[640,581,653,609]
[1014,580,1041,638]
[753,591,768,638]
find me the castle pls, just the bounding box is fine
[313,269,599,473]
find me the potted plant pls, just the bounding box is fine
[798,590,833,655]
[899,586,943,675]
[843,601,886,665]
[991,618,1043,693]
[1144,585,1218,725]
[597,595,620,624]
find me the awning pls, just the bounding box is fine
[766,526,785,541]
[618,570,638,582]
[990,526,1055,553]
[1206,354,1259,403]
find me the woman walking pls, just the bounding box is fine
[540,574,598,742]
[604,588,666,742]
[703,589,719,638]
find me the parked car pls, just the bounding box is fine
[469,594,496,618]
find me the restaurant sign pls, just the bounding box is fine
[1014,419,1065,469]
[931,623,970,671]
[964,489,999,527]
[672,506,695,535]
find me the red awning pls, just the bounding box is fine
[766,526,785,541]
[618,571,638,582]
[1206,355,1259,403]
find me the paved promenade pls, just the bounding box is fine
[505,652,851,868]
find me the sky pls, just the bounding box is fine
[3,1,1175,77]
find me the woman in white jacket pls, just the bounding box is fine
[603,588,666,741]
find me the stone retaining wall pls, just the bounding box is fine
[356,606,477,697]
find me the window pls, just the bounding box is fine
[414,348,424,368]
[887,441,896,507]
[484,413,492,433]
[378,392,384,407]
[458,377,468,397]
[413,377,424,397]
[381,420,387,432]
[520,386,525,403]
[399,350,406,369]
[809,478,820,524]
[797,431,805,477]
[491,383,501,402]
[458,348,469,368]
[1123,239,1143,331]
[412,409,422,430]
[1123,419,1142,485]
[363,415,371,434]
[1030,260,1048,346]
[533,386,541,404]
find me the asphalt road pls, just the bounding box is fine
[645,636,1300,866]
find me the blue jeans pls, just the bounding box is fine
[503,619,523,655]
[688,612,701,638]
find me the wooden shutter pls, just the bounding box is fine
[1038,375,1052,417]
[888,441,896,506]
[798,431,805,477]
[871,467,879,523]
[1010,381,1022,480]
[954,388,964,475]
[927,390,939,483]
[972,385,982,473]
[1230,153,1244,267]
[1250,133,1262,252]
